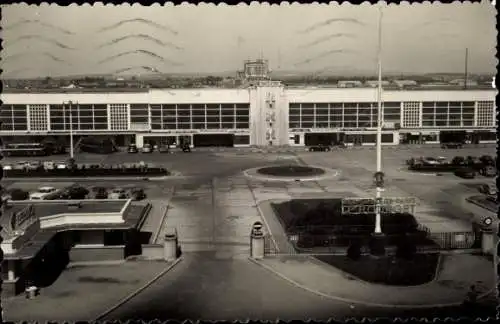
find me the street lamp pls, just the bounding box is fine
[370,3,386,256]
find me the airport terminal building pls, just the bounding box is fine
[0,81,496,148]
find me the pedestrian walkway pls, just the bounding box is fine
[254,253,494,308]
[140,198,171,244]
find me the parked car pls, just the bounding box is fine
[454,168,476,179]
[480,165,497,178]
[128,144,139,153]
[60,185,89,200]
[141,144,153,153]
[130,188,146,201]
[478,184,497,196]
[93,186,109,199]
[158,145,170,153]
[406,157,416,166]
[181,144,191,153]
[308,145,331,152]
[479,155,495,166]
[109,188,128,199]
[441,142,463,149]
[26,161,43,170]
[54,161,68,169]
[30,186,58,200]
[2,164,13,170]
[451,156,466,166]
[1,192,11,203]
[13,161,29,170]
[421,157,441,165]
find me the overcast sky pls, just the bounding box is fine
[0,1,496,78]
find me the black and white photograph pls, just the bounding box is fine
[0,1,497,322]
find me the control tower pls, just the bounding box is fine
[238,59,270,82]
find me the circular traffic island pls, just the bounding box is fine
[257,165,326,178]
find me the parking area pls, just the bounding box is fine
[1,146,495,251]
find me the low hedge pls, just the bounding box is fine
[3,166,170,178]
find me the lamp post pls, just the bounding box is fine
[375,4,383,234]
[370,3,386,256]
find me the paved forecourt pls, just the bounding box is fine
[295,147,496,233]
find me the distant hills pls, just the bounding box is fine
[3,70,494,81]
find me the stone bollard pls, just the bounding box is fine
[481,229,495,255]
[163,227,178,262]
[250,222,265,260]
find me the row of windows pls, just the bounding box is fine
[149,109,250,117]
[289,121,376,129]
[150,122,250,130]
[150,115,250,123]
[138,103,250,112]
[289,102,401,123]
[49,104,109,131]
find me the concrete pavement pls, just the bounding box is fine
[253,254,494,308]
[3,261,173,322]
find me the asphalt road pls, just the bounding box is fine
[2,147,496,320]
[100,252,492,321]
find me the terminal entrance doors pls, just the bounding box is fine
[193,134,235,147]
[304,132,345,146]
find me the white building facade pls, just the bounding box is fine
[0,82,496,148]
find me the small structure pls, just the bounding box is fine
[337,80,363,88]
[364,80,390,88]
[163,227,178,262]
[449,79,478,87]
[393,80,418,88]
[250,221,265,259]
[1,199,150,296]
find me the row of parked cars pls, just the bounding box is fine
[1,184,147,202]
[127,143,191,154]
[2,160,70,171]
[307,143,350,152]
[407,155,497,179]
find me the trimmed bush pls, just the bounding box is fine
[347,240,362,260]
[396,235,417,260]
[10,189,29,201]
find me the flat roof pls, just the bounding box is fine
[5,200,126,220]
[1,85,494,94]
[3,202,148,260]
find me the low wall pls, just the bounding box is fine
[69,245,124,262]
[2,278,25,297]
[141,244,164,260]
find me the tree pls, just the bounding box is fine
[66,158,76,170]
[10,189,29,201]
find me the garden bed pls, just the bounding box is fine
[315,253,440,286]
[272,198,436,248]
[257,165,325,177]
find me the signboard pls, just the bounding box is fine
[341,197,417,215]
[289,128,311,133]
[11,204,36,231]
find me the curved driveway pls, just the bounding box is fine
[100,253,484,321]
